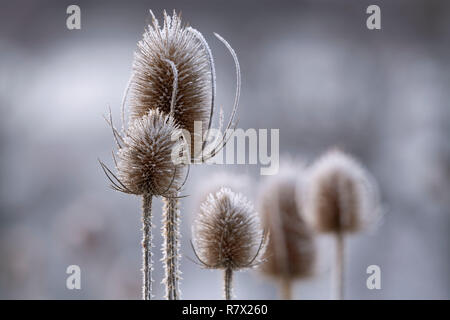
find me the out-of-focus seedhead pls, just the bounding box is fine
[304,149,379,234]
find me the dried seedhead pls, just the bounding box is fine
[192,188,265,270]
[259,164,316,280]
[304,149,379,233]
[122,10,241,162]
[130,11,211,138]
[98,10,244,300]
[100,109,185,197]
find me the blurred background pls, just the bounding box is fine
[0,0,449,299]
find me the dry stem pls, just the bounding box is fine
[280,277,292,300]
[224,268,233,300]
[142,193,153,300]
[335,232,345,300]
[162,195,181,300]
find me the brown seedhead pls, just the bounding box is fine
[116,109,184,196]
[304,149,379,234]
[130,11,212,140]
[192,187,265,299]
[258,163,315,299]
[193,188,264,270]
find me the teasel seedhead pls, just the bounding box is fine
[99,107,187,300]
[304,149,379,234]
[192,188,266,270]
[122,10,241,162]
[258,163,316,280]
[99,108,186,197]
[130,11,210,135]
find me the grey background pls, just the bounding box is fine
[0,0,449,299]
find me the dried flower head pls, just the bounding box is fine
[192,188,265,270]
[117,109,184,196]
[122,10,241,162]
[304,149,379,233]
[100,109,185,197]
[130,11,211,137]
[259,164,315,280]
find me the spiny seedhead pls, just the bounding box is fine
[130,11,211,149]
[258,164,316,280]
[116,109,184,196]
[193,188,265,270]
[122,10,241,163]
[304,149,379,233]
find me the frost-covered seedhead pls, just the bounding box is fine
[304,149,379,233]
[124,10,241,163]
[259,164,316,280]
[130,11,211,145]
[116,109,184,196]
[193,188,265,270]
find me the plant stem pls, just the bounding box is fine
[142,193,153,300]
[162,195,181,300]
[335,231,345,300]
[224,268,233,300]
[280,277,292,300]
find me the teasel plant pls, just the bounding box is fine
[191,188,267,300]
[101,10,241,300]
[304,149,380,300]
[99,109,186,300]
[258,163,316,300]
[124,10,241,163]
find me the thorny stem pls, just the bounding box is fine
[162,195,181,300]
[280,277,292,300]
[335,231,345,300]
[224,268,233,300]
[142,193,153,300]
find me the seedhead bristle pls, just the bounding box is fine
[193,188,265,270]
[304,149,379,233]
